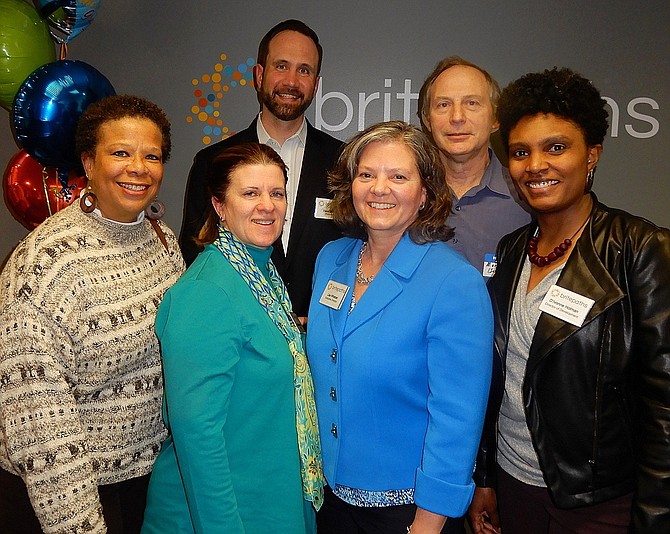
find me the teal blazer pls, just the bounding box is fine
[307,234,493,517]
[142,245,314,534]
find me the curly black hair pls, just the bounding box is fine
[75,95,172,162]
[497,67,609,150]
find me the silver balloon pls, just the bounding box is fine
[32,0,102,43]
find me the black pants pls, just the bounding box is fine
[316,485,466,534]
[0,467,150,534]
[496,466,632,534]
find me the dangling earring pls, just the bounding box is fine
[145,199,166,220]
[80,182,97,213]
[419,201,426,211]
[585,167,596,193]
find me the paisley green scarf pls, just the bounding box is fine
[214,225,325,510]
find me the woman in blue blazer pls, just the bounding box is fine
[307,121,493,534]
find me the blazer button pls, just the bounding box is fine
[330,348,337,363]
[330,387,337,401]
[330,423,338,438]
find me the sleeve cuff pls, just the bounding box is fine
[414,468,475,517]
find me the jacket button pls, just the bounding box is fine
[330,423,338,438]
[330,348,337,363]
[330,387,337,401]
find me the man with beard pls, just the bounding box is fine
[179,19,343,319]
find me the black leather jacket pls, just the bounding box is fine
[475,197,670,532]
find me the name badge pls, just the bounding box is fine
[314,197,333,219]
[319,280,350,310]
[539,284,595,327]
[482,253,497,278]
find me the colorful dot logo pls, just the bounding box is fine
[187,54,256,145]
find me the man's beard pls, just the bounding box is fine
[260,86,313,121]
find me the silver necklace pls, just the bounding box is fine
[355,241,375,285]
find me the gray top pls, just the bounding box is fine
[497,258,563,487]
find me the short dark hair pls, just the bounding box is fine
[75,95,172,162]
[256,19,323,75]
[196,143,288,246]
[417,56,501,136]
[497,67,609,151]
[328,121,454,244]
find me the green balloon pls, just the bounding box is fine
[0,0,56,111]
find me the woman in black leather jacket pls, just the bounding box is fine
[468,68,670,534]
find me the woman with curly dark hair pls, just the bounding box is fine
[469,68,670,534]
[308,121,493,533]
[0,95,184,533]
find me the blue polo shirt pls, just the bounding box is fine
[447,150,531,277]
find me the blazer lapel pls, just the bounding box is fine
[287,124,321,262]
[326,240,359,344]
[240,119,260,143]
[343,235,427,337]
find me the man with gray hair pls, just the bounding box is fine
[418,57,529,278]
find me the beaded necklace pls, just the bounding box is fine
[527,216,590,267]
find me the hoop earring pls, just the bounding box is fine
[585,167,596,193]
[145,199,166,220]
[80,190,98,213]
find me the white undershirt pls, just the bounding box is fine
[256,113,307,254]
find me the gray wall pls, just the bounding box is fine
[2,0,668,262]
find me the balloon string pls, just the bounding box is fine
[59,43,68,60]
[42,167,53,217]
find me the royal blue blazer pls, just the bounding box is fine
[307,234,493,517]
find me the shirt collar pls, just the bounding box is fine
[256,112,307,147]
[478,149,511,197]
[457,148,511,199]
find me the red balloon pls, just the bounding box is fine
[3,149,86,229]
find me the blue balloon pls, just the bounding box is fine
[12,59,115,171]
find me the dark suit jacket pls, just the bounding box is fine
[179,118,343,315]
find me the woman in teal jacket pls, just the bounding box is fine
[307,122,493,533]
[142,143,324,533]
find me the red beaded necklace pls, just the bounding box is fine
[527,217,590,267]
